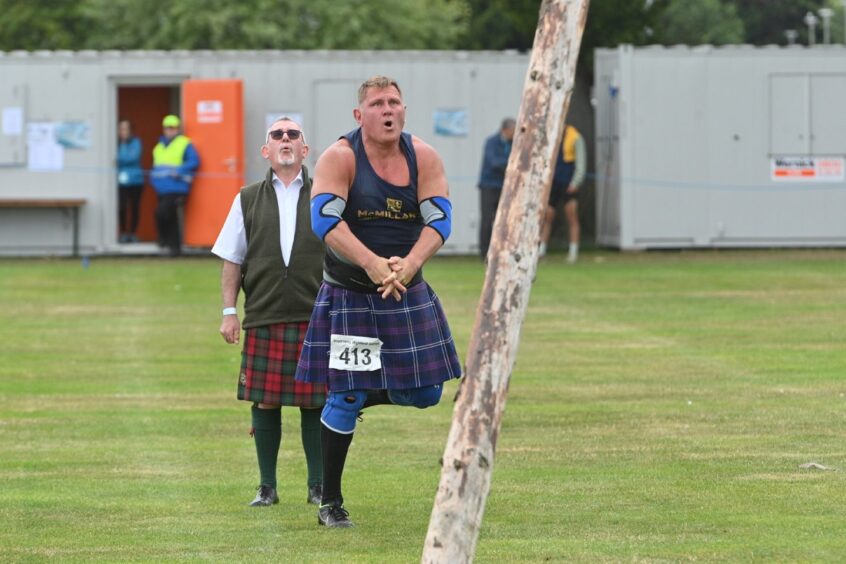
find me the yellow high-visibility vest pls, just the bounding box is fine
[153,135,191,166]
[561,126,580,163]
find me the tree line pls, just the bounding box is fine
[1,0,843,53]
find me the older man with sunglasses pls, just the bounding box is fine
[212,117,326,508]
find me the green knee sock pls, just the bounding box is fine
[252,405,281,489]
[300,407,323,488]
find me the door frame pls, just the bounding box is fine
[105,75,188,253]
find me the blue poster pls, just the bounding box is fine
[55,121,91,149]
[433,109,468,137]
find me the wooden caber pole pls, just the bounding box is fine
[422,1,590,562]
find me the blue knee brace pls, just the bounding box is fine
[321,390,367,434]
[387,384,442,409]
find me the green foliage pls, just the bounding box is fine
[0,0,469,51]
[457,0,846,55]
[577,0,666,78]
[3,0,845,52]
[2,250,846,560]
[654,0,745,45]
[297,0,469,50]
[456,0,666,77]
[584,0,665,49]
[455,0,667,84]
[458,0,541,50]
[0,0,92,51]
[733,0,843,45]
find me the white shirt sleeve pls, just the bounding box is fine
[211,194,247,264]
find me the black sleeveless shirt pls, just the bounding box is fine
[324,127,424,292]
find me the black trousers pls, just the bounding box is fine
[155,194,186,254]
[478,188,502,259]
[118,185,143,234]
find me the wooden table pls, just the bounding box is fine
[0,199,87,256]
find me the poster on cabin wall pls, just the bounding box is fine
[27,122,63,171]
[771,157,845,182]
[433,109,468,137]
[55,121,91,149]
[2,107,23,136]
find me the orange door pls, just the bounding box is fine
[181,79,244,247]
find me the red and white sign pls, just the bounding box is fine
[196,100,223,124]
[771,156,845,182]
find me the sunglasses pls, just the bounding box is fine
[268,128,302,141]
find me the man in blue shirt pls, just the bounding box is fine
[476,118,514,259]
[150,115,200,257]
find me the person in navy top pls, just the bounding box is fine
[476,117,515,259]
[296,76,461,528]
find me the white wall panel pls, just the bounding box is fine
[595,45,846,249]
[0,50,529,256]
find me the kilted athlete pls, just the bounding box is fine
[540,124,586,262]
[296,76,462,528]
[213,117,326,507]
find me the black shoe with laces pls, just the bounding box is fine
[318,503,354,528]
[249,485,279,507]
[307,484,322,505]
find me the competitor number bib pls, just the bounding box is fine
[329,334,383,371]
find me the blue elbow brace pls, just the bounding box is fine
[310,193,346,240]
[419,196,452,242]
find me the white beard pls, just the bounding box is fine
[278,155,295,166]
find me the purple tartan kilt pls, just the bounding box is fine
[295,281,462,391]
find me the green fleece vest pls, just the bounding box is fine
[239,166,324,328]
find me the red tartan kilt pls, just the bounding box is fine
[238,321,326,407]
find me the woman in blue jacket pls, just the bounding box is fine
[117,119,144,243]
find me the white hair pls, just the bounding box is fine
[265,115,306,144]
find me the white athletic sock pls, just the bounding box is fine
[567,242,578,263]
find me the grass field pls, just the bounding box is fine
[1,249,845,562]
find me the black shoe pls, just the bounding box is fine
[249,485,279,507]
[307,484,322,505]
[318,503,354,528]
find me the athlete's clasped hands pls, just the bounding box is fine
[377,256,419,301]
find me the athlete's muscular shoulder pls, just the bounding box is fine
[313,139,355,198]
[410,135,438,164]
[411,135,448,199]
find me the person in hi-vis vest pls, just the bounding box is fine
[541,124,585,263]
[150,114,200,257]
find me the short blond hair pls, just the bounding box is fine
[357,76,402,104]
